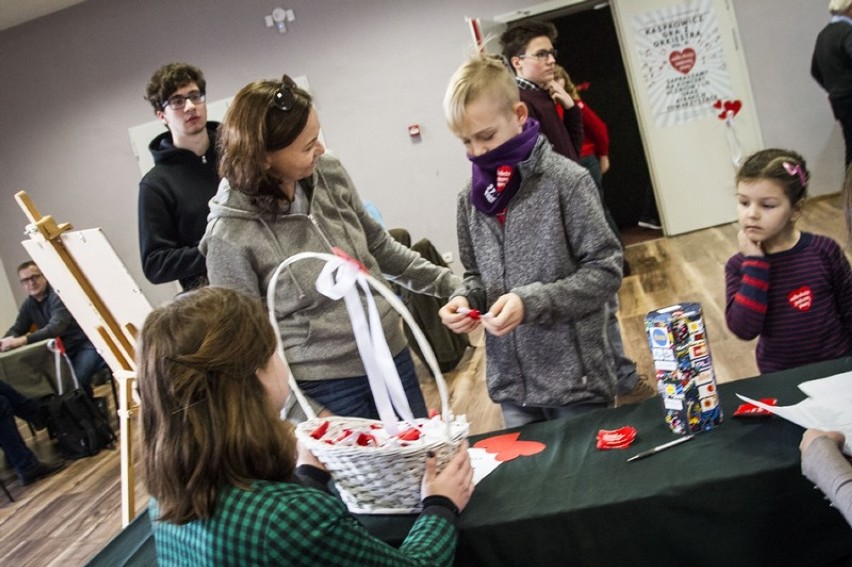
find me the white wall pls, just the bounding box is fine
[0,0,843,311]
[0,258,17,329]
[733,0,845,196]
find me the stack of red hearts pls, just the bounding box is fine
[596,426,637,450]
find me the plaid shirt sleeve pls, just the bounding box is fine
[266,487,457,566]
[153,482,458,566]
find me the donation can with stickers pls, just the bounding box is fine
[645,302,723,434]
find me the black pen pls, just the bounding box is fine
[627,434,695,462]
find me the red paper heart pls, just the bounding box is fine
[669,48,696,74]
[724,100,742,117]
[474,432,546,462]
[713,99,722,109]
[788,286,813,312]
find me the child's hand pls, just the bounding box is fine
[546,80,575,109]
[421,441,474,512]
[737,229,764,257]
[439,296,480,334]
[481,293,524,337]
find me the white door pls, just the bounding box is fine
[610,0,763,235]
[492,0,763,236]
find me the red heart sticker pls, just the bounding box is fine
[669,48,696,74]
[716,99,743,120]
[473,432,546,462]
[788,286,813,312]
[724,100,742,117]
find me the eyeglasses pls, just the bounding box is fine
[19,274,43,285]
[161,91,206,110]
[271,75,299,111]
[519,49,558,62]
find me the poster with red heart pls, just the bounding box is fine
[631,0,732,128]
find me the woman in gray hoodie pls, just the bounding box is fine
[200,75,461,420]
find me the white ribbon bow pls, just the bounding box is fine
[267,250,453,434]
[313,255,413,433]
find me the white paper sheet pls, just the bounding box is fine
[468,447,501,485]
[797,371,852,402]
[736,394,852,455]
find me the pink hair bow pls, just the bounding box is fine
[782,162,807,189]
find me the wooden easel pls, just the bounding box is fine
[15,191,145,527]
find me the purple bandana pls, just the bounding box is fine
[469,118,540,221]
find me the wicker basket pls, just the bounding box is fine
[268,250,469,514]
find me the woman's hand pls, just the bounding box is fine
[737,229,764,257]
[481,293,524,337]
[800,429,845,454]
[421,441,474,512]
[439,296,480,334]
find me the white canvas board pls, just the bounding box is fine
[22,228,152,373]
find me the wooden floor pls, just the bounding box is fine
[0,193,845,565]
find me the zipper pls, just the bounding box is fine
[307,214,335,251]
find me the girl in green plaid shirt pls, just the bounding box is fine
[138,287,473,566]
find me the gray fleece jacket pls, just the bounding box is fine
[455,135,622,407]
[200,153,461,381]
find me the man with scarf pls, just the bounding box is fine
[440,56,623,428]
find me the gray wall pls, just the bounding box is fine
[734,1,844,194]
[0,0,843,317]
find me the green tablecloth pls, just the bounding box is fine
[359,357,852,566]
[0,339,59,398]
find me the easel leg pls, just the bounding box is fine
[116,373,136,527]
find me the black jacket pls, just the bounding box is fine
[137,121,220,289]
[812,20,852,117]
[5,286,89,353]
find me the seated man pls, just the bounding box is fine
[0,261,106,398]
[0,382,65,485]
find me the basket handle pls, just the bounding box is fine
[266,250,453,434]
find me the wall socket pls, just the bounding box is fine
[441,251,453,264]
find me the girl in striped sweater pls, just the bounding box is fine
[725,148,852,373]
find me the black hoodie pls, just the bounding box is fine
[137,121,220,289]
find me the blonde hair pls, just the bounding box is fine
[443,55,519,134]
[830,0,852,14]
[553,65,579,100]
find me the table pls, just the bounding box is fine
[0,339,61,398]
[359,357,852,566]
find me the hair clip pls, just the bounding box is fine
[782,161,807,189]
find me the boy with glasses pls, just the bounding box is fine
[138,62,220,290]
[501,21,583,163]
[0,261,106,398]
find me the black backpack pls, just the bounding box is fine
[45,338,117,460]
[47,389,116,460]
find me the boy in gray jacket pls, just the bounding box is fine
[439,56,623,428]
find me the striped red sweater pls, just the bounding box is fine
[725,232,852,373]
